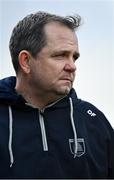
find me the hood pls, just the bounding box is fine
[0,76,25,106]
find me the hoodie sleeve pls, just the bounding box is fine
[108,126,114,178]
[78,100,114,178]
[98,111,114,178]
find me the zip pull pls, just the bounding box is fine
[39,111,48,151]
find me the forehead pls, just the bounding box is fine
[44,22,79,51]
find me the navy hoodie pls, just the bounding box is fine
[0,76,114,179]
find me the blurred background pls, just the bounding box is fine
[0,0,114,127]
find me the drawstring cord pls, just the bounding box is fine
[8,106,14,167]
[69,97,78,158]
[8,97,77,164]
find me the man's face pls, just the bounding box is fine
[29,22,80,97]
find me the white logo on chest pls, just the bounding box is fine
[69,138,85,158]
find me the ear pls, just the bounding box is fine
[18,50,31,74]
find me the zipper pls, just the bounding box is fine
[39,111,48,151]
[26,96,67,152]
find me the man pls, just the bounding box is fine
[0,11,114,179]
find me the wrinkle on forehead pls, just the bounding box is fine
[44,22,79,52]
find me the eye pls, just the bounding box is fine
[73,54,79,62]
[51,53,66,59]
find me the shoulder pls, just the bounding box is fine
[76,99,103,118]
[75,99,114,137]
[70,89,114,136]
[70,89,109,122]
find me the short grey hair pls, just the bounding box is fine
[9,11,81,73]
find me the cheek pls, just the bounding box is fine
[32,60,64,84]
[42,63,62,78]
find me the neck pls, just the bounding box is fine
[15,77,64,110]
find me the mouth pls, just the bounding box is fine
[63,79,72,82]
[60,77,73,82]
[59,78,73,85]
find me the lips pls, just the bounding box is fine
[60,77,73,82]
[63,78,72,82]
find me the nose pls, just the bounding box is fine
[64,60,76,72]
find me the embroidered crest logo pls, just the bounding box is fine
[69,138,85,158]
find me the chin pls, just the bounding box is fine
[56,86,71,96]
[64,87,71,94]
